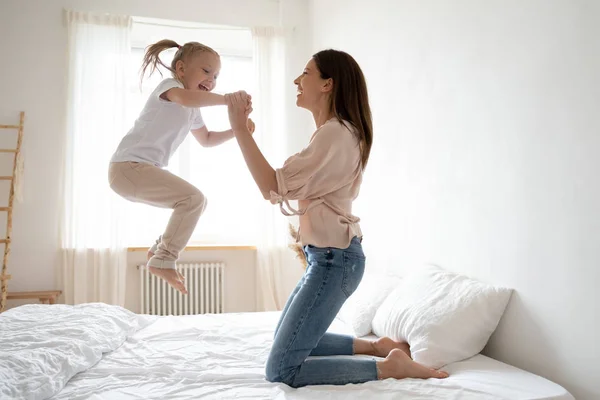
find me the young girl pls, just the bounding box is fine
[108,39,252,294]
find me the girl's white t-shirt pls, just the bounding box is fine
[111,78,205,168]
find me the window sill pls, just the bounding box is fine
[127,245,257,252]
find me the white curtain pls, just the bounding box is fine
[251,27,298,311]
[60,10,132,306]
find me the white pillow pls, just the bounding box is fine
[337,272,402,337]
[372,264,512,368]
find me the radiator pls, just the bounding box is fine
[139,263,225,316]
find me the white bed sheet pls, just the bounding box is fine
[52,311,573,400]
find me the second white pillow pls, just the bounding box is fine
[372,264,512,368]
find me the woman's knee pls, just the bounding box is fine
[265,366,282,384]
[265,353,297,386]
[265,367,296,387]
[265,350,280,381]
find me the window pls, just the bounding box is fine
[120,19,261,246]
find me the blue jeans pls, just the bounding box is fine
[265,237,378,387]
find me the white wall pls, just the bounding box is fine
[310,0,599,399]
[280,0,314,153]
[0,0,311,303]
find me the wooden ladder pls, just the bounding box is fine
[0,111,24,313]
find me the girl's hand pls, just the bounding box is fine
[247,118,255,135]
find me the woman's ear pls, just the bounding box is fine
[321,78,333,93]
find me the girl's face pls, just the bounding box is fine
[176,51,221,92]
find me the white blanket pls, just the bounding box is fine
[50,311,572,400]
[0,303,154,400]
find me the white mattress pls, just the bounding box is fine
[52,311,573,400]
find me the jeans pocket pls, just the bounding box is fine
[305,245,332,264]
[306,244,331,253]
[341,253,365,298]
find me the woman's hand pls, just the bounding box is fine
[226,91,252,134]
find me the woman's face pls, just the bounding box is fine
[293,58,330,111]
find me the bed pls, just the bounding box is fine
[1,303,573,400]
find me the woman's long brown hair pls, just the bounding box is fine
[312,49,373,169]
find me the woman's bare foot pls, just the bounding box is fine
[148,266,188,295]
[377,349,449,380]
[371,337,412,359]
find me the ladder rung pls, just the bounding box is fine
[0,177,13,181]
[0,274,11,281]
[0,207,11,211]
[0,239,10,244]
[0,125,19,129]
[0,149,17,153]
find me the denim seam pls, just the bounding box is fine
[341,253,350,298]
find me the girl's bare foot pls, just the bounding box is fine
[148,250,185,283]
[377,349,449,380]
[148,266,188,295]
[371,337,412,358]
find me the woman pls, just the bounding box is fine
[226,49,449,387]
